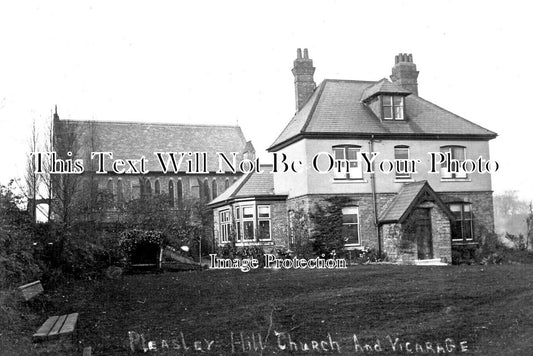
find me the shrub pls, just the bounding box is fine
[338,247,385,264]
[236,246,265,267]
[33,225,109,284]
[309,197,353,258]
[0,182,42,288]
[452,232,533,265]
[118,229,165,267]
[506,232,527,251]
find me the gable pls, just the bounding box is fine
[379,181,455,224]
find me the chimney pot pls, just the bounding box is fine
[391,53,419,95]
[292,48,316,111]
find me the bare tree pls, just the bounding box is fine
[527,203,533,251]
[25,118,39,222]
[47,113,82,226]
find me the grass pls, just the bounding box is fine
[2,264,533,355]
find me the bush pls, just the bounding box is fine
[452,245,478,265]
[0,182,42,288]
[217,244,266,267]
[309,197,353,258]
[452,232,533,265]
[338,247,385,264]
[33,225,109,284]
[236,246,265,267]
[118,229,165,267]
[506,232,527,250]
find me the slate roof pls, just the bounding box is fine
[269,79,497,151]
[208,165,285,207]
[361,78,411,101]
[378,180,454,224]
[56,119,250,172]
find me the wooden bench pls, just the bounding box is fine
[18,280,44,301]
[18,280,79,350]
[32,313,79,343]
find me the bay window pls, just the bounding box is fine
[258,205,271,240]
[219,210,231,243]
[242,206,255,241]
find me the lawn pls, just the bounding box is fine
[2,264,533,355]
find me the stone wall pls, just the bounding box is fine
[429,203,452,262]
[270,200,289,247]
[286,193,397,250]
[381,202,451,263]
[438,191,495,241]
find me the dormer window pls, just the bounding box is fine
[382,95,404,120]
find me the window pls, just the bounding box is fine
[242,206,255,241]
[257,205,271,240]
[441,146,467,179]
[132,180,141,200]
[107,179,114,196]
[154,180,161,195]
[177,179,183,208]
[225,179,230,190]
[145,180,152,197]
[219,210,231,243]
[168,180,175,207]
[449,203,473,242]
[394,145,411,179]
[342,207,360,245]
[82,179,90,207]
[382,95,404,120]
[333,145,362,180]
[190,179,200,198]
[107,179,115,206]
[117,179,124,207]
[235,206,241,241]
[212,180,218,198]
[203,179,210,201]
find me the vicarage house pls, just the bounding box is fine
[209,49,497,264]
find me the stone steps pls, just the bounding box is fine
[414,258,448,266]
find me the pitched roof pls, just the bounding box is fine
[269,79,497,151]
[56,119,250,172]
[378,180,454,224]
[208,165,285,207]
[361,78,411,101]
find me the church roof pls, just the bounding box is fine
[55,119,250,173]
[269,79,497,151]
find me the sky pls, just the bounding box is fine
[0,0,532,201]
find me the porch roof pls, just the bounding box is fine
[379,180,454,224]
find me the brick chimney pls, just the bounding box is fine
[292,48,316,111]
[390,53,419,96]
